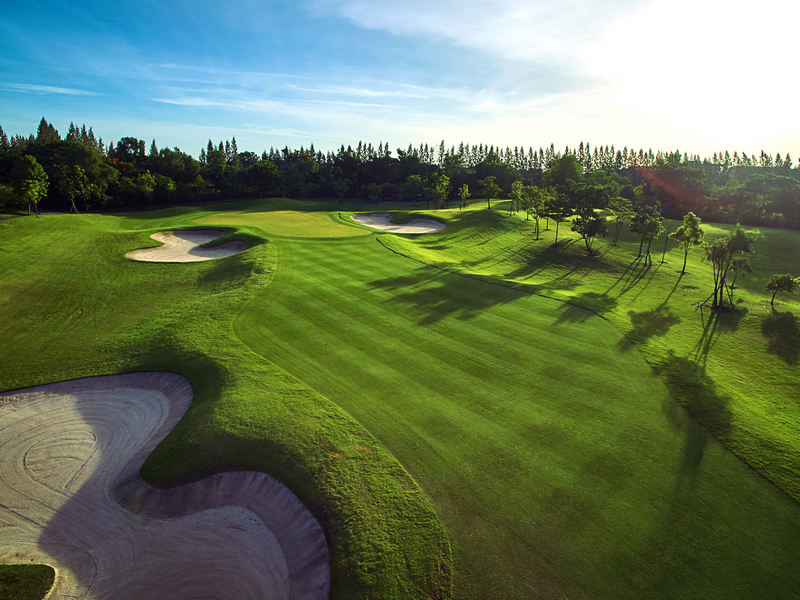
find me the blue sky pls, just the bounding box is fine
[2,0,798,161]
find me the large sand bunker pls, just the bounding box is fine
[126,230,246,262]
[0,373,328,599]
[351,213,445,234]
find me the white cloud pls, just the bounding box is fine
[0,82,96,95]
[309,0,636,61]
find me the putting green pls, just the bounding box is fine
[194,210,370,238]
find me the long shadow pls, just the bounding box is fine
[606,257,652,298]
[761,310,800,365]
[691,307,748,367]
[618,307,681,352]
[366,265,532,326]
[553,292,619,325]
[655,351,734,441]
[504,239,587,282]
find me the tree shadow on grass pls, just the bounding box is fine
[761,310,800,365]
[553,292,618,325]
[366,265,532,326]
[618,307,681,352]
[655,351,733,438]
[604,257,652,298]
[691,307,748,367]
[501,239,585,281]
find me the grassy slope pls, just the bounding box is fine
[231,209,800,599]
[0,200,451,600]
[378,204,800,503]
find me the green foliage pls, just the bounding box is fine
[10,155,49,216]
[457,184,469,206]
[476,175,501,210]
[765,273,798,306]
[669,211,705,273]
[543,154,583,188]
[703,225,758,309]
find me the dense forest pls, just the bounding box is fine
[2,118,799,232]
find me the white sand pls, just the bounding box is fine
[126,230,246,262]
[0,373,328,599]
[351,213,445,234]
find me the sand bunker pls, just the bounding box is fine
[351,213,445,234]
[126,230,246,262]
[0,373,328,599]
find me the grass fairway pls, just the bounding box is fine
[379,205,800,502]
[233,220,800,599]
[2,198,800,599]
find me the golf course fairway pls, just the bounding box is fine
[1,198,799,599]
[232,226,800,599]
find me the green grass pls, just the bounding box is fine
[0,199,451,600]
[0,565,54,600]
[232,210,800,599]
[2,199,800,599]
[378,203,800,502]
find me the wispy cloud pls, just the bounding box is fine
[285,83,428,99]
[0,82,96,95]
[308,0,636,61]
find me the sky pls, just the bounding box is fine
[2,0,798,162]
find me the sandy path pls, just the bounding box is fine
[351,213,445,234]
[126,230,247,262]
[0,373,328,599]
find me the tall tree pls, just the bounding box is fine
[630,204,662,259]
[669,212,705,274]
[11,155,49,216]
[56,165,88,213]
[36,117,60,144]
[457,184,470,209]
[477,176,501,210]
[703,226,757,310]
[607,197,633,245]
[546,193,574,245]
[569,182,610,254]
[0,125,10,152]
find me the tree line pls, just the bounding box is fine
[1,118,799,233]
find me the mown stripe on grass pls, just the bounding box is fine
[233,231,800,600]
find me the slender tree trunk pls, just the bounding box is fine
[487,197,491,210]
[681,247,688,274]
[613,220,623,245]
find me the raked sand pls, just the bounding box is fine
[0,373,328,599]
[126,230,246,262]
[351,213,445,234]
